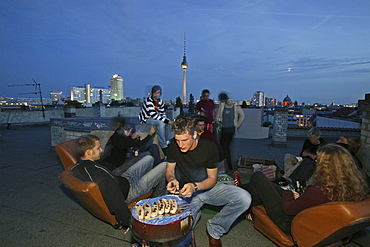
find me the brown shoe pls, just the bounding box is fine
[206,229,222,247]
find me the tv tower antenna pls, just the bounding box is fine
[181,32,188,104]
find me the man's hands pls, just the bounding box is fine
[292,190,301,200]
[166,180,197,198]
[302,151,317,160]
[167,179,180,194]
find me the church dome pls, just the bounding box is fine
[283,95,291,102]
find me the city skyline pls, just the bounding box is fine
[1,1,370,105]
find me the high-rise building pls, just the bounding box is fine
[252,91,266,107]
[181,33,188,104]
[110,74,124,101]
[70,86,110,103]
[90,87,110,103]
[70,86,85,102]
[85,84,91,103]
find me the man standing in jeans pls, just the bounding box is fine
[139,85,174,155]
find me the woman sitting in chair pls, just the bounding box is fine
[241,144,369,235]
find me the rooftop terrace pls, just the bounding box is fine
[0,124,369,246]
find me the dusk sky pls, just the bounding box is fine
[1,0,369,105]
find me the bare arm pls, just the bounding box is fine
[166,162,179,194]
[179,167,218,198]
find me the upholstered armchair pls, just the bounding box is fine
[252,198,370,247]
[56,139,152,228]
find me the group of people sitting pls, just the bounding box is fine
[70,115,370,247]
[71,116,249,247]
[276,127,370,190]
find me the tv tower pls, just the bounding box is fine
[181,33,188,104]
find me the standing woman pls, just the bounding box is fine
[241,144,369,235]
[216,93,245,171]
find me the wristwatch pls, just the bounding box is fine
[193,182,198,192]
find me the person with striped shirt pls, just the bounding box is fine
[139,85,174,155]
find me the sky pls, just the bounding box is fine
[1,0,370,105]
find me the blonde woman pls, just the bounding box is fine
[242,144,369,235]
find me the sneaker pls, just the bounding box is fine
[233,171,241,187]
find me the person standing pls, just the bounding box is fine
[216,93,245,171]
[139,85,174,155]
[195,89,216,132]
[166,117,251,247]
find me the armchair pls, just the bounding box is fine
[56,139,152,228]
[252,198,370,247]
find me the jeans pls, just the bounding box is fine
[220,127,235,170]
[244,171,294,235]
[122,159,167,203]
[146,119,170,148]
[184,183,251,239]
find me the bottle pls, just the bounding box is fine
[296,181,303,195]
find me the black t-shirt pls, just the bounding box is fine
[300,138,327,157]
[167,138,219,187]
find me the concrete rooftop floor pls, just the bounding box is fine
[0,124,369,247]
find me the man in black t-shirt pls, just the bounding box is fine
[166,117,251,247]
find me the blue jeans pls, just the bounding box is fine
[184,183,251,239]
[145,118,169,148]
[122,159,167,203]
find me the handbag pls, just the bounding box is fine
[252,164,277,180]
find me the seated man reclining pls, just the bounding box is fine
[71,134,166,229]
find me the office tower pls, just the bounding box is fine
[71,86,110,104]
[181,33,188,104]
[91,87,110,104]
[110,74,124,101]
[252,91,266,107]
[70,86,86,102]
[85,84,91,103]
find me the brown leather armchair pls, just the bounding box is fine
[252,198,370,247]
[56,139,152,228]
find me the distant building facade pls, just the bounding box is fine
[265,97,277,106]
[252,91,266,107]
[110,74,124,101]
[70,85,110,104]
[91,87,110,104]
[17,97,52,105]
[50,91,63,103]
[70,86,86,102]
